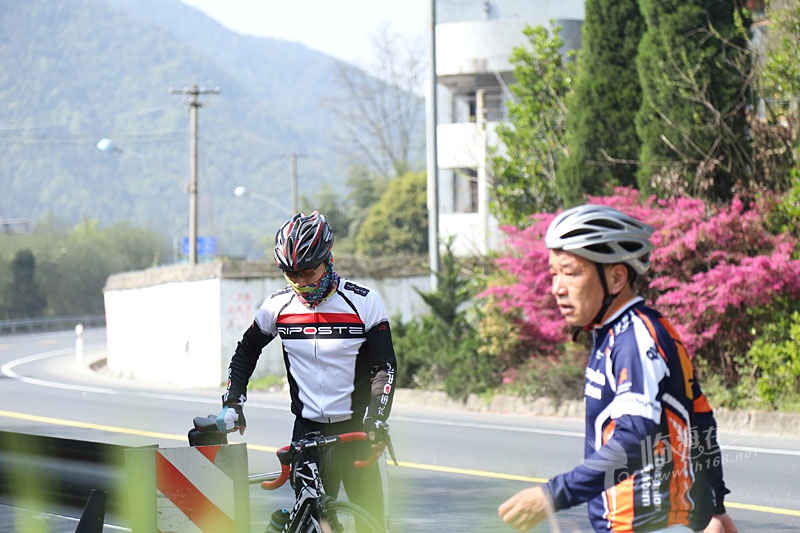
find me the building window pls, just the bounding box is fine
[452,92,474,123]
[483,90,506,121]
[452,89,506,123]
[453,167,478,213]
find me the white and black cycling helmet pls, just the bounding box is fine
[274,211,334,271]
[545,204,655,275]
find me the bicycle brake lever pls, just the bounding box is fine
[384,434,398,466]
[372,422,398,465]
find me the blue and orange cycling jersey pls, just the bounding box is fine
[544,298,726,532]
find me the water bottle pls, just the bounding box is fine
[266,508,289,532]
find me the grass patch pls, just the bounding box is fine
[248,374,287,392]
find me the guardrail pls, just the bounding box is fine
[0,315,105,335]
[0,430,145,527]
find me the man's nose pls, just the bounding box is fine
[551,275,565,295]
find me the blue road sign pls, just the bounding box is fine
[180,236,218,257]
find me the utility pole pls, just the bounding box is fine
[476,89,489,254]
[426,0,440,288]
[170,84,220,265]
[285,153,307,214]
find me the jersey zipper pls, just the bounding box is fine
[314,308,326,418]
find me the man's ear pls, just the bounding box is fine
[606,264,630,294]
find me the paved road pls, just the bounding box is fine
[1,329,799,532]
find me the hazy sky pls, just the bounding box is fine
[180,0,431,66]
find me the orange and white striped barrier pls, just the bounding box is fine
[125,443,250,533]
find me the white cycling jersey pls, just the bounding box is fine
[224,277,397,425]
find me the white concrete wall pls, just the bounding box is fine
[104,265,430,388]
[105,278,222,387]
[217,277,287,383]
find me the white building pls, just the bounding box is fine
[430,0,584,256]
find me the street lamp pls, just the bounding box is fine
[97,138,190,263]
[233,186,293,216]
[96,138,186,188]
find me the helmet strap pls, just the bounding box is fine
[591,263,620,328]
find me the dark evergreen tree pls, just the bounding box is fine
[557,0,645,205]
[5,249,46,318]
[391,239,497,399]
[635,0,752,201]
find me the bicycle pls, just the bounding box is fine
[190,415,397,533]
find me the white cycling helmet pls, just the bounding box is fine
[545,205,655,275]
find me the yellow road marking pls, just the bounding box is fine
[0,410,179,441]
[393,460,549,483]
[246,443,279,453]
[1,410,798,518]
[725,501,800,517]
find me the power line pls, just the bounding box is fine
[0,104,172,132]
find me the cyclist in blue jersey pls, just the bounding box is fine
[216,211,397,528]
[499,205,737,533]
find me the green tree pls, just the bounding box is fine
[393,240,497,399]
[770,177,800,242]
[748,309,800,410]
[354,170,427,256]
[751,0,800,193]
[635,0,752,201]
[759,0,800,100]
[303,183,351,236]
[490,23,576,226]
[35,220,168,315]
[0,220,168,317]
[301,164,393,254]
[343,165,392,249]
[556,0,644,204]
[3,249,46,318]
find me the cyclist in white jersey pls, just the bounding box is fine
[498,205,736,533]
[216,211,397,527]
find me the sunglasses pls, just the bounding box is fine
[284,263,322,280]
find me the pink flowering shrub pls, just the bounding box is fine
[482,187,800,384]
[486,212,562,357]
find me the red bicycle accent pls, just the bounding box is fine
[261,432,381,490]
[261,445,292,490]
[190,414,395,532]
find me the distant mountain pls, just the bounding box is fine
[0,0,376,258]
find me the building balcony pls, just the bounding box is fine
[436,19,529,83]
[439,212,506,257]
[437,121,501,169]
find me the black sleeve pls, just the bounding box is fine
[692,376,730,515]
[695,410,730,514]
[221,321,274,406]
[365,320,397,421]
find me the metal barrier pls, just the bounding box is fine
[0,431,249,532]
[0,315,105,334]
[0,430,150,527]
